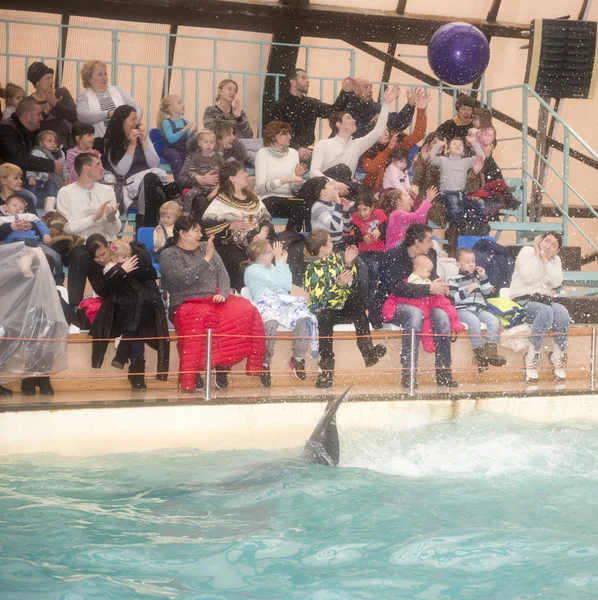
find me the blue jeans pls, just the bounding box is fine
[523,301,569,352]
[32,180,58,209]
[391,303,452,375]
[440,190,465,224]
[457,309,500,347]
[359,251,382,308]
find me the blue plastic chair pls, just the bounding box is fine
[149,128,171,173]
[136,226,160,273]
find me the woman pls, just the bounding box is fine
[103,105,168,229]
[202,161,274,291]
[510,232,569,383]
[26,61,76,149]
[159,217,265,392]
[76,60,143,140]
[254,121,307,232]
[86,234,169,390]
[203,79,253,139]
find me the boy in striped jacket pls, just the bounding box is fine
[448,248,506,370]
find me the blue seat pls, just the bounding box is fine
[136,226,160,273]
[149,128,172,173]
[457,235,495,249]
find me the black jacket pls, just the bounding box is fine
[333,90,415,138]
[29,88,77,148]
[371,244,439,327]
[0,113,55,174]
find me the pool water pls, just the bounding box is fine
[2,411,598,599]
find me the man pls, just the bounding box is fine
[56,152,121,306]
[333,77,416,139]
[310,86,400,195]
[435,93,477,145]
[269,68,351,162]
[372,223,458,389]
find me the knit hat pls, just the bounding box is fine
[27,62,54,86]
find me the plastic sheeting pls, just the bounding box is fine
[0,242,68,379]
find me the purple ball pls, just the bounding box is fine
[427,22,490,86]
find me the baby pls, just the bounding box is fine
[382,147,414,195]
[0,194,63,283]
[154,200,183,251]
[103,239,132,275]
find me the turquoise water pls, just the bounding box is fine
[2,412,598,599]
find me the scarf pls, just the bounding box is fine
[267,145,289,159]
[85,86,125,137]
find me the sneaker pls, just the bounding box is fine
[260,364,272,388]
[289,357,306,381]
[315,372,333,389]
[195,373,204,391]
[524,346,540,382]
[215,370,229,390]
[436,372,458,388]
[364,344,387,368]
[548,347,567,381]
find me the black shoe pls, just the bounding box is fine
[315,358,334,389]
[215,369,229,390]
[21,378,36,396]
[36,377,54,396]
[401,371,418,390]
[0,384,13,397]
[195,373,204,391]
[260,364,271,388]
[436,372,458,388]
[111,358,127,370]
[289,357,306,381]
[128,360,147,391]
[363,344,387,368]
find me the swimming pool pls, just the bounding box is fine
[1,410,598,599]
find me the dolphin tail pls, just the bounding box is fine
[301,387,352,466]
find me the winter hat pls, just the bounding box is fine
[27,62,54,87]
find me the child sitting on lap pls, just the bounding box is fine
[27,130,68,207]
[382,147,414,196]
[244,239,318,388]
[448,248,506,371]
[382,254,465,353]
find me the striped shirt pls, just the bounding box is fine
[99,94,116,127]
[311,201,352,245]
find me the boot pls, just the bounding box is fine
[401,370,418,390]
[289,357,306,381]
[473,347,489,372]
[215,367,229,390]
[20,378,37,396]
[315,358,334,389]
[436,370,458,388]
[524,344,540,382]
[362,343,387,368]
[0,384,13,397]
[483,343,507,367]
[260,364,272,388]
[128,360,147,391]
[548,345,567,381]
[35,377,54,396]
[111,339,130,370]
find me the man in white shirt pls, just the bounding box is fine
[310,86,400,195]
[57,152,122,306]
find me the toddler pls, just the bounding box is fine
[179,129,225,219]
[382,255,465,353]
[244,239,318,388]
[153,200,182,251]
[27,130,68,207]
[304,230,386,389]
[102,239,132,275]
[157,94,196,180]
[469,107,496,152]
[383,186,438,250]
[448,248,506,370]
[0,194,63,283]
[382,147,414,195]
[351,192,387,306]
[1,83,25,120]
[66,122,100,182]
[311,178,353,247]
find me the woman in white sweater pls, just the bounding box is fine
[254,121,307,231]
[510,232,569,382]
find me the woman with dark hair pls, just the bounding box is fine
[254,120,307,231]
[510,232,570,383]
[202,160,274,291]
[85,233,169,390]
[159,216,265,392]
[103,105,168,230]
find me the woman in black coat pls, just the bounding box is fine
[86,234,169,390]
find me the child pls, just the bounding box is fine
[0,194,64,283]
[179,129,225,219]
[382,255,465,354]
[0,163,37,214]
[66,122,100,182]
[448,248,506,371]
[429,135,485,230]
[351,191,387,306]
[311,178,353,247]
[153,200,182,251]
[382,147,414,195]
[304,230,386,388]
[1,83,25,120]
[102,239,132,275]
[383,186,438,250]
[469,107,496,152]
[27,130,68,207]
[245,239,318,387]
[157,94,196,180]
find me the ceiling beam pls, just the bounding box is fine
[0,0,529,44]
[487,0,502,23]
